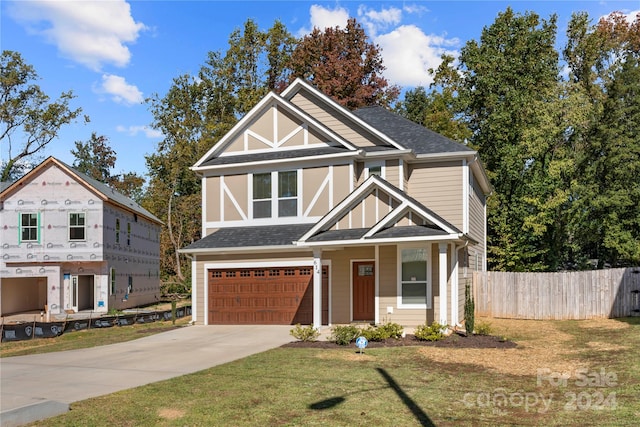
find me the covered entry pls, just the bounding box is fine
[0,277,47,316]
[208,266,328,325]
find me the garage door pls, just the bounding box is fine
[208,266,328,325]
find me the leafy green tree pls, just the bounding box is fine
[71,132,145,202]
[397,54,471,143]
[288,18,399,109]
[570,53,640,266]
[458,9,561,270]
[1,50,83,181]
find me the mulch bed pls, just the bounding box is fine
[282,334,517,349]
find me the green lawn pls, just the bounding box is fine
[25,317,639,426]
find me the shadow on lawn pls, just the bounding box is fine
[308,367,435,426]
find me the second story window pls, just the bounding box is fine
[69,213,86,241]
[278,171,297,217]
[252,171,298,219]
[253,173,272,218]
[115,219,120,244]
[20,213,39,242]
[127,222,131,246]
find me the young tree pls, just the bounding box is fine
[288,18,399,109]
[1,50,84,182]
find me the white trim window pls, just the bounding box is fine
[251,170,298,219]
[69,212,86,241]
[20,212,39,242]
[278,170,297,217]
[398,246,431,308]
[365,161,385,179]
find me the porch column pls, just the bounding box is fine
[438,243,448,325]
[312,249,322,328]
[450,245,459,325]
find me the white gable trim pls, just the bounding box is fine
[281,78,406,150]
[193,93,358,169]
[297,176,459,243]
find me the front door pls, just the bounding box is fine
[353,262,375,321]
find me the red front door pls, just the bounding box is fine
[353,262,375,321]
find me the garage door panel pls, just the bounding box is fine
[208,267,314,325]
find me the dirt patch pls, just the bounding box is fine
[158,408,185,420]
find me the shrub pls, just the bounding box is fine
[464,281,475,335]
[330,325,360,345]
[414,322,446,341]
[361,321,404,341]
[289,324,320,342]
[474,320,493,336]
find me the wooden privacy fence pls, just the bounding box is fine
[473,268,640,320]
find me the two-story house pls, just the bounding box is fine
[181,79,491,328]
[0,157,162,317]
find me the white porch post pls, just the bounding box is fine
[313,249,322,328]
[439,243,448,325]
[450,245,459,325]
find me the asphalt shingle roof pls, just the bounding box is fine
[182,223,315,250]
[200,146,352,167]
[353,106,474,155]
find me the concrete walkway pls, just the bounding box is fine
[0,325,294,427]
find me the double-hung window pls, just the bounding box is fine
[399,247,430,307]
[253,173,272,218]
[252,171,298,219]
[69,213,86,241]
[278,171,297,217]
[20,213,39,242]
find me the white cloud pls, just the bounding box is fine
[374,25,459,87]
[357,5,402,37]
[97,74,143,105]
[116,125,163,139]
[8,0,146,71]
[298,4,349,36]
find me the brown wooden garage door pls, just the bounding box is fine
[208,266,328,325]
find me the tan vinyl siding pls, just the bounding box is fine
[303,166,331,217]
[469,174,486,244]
[324,247,375,323]
[354,161,365,186]
[332,164,351,204]
[250,111,274,142]
[205,176,220,222]
[222,174,248,221]
[290,91,380,148]
[385,159,399,188]
[408,161,463,230]
[225,134,244,153]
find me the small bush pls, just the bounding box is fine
[474,320,493,336]
[330,325,360,345]
[414,322,446,341]
[360,321,404,341]
[289,324,320,342]
[464,281,474,335]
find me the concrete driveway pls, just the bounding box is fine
[0,325,293,427]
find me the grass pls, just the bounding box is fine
[22,316,640,426]
[0,317,190,358]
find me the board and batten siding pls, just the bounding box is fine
[407,161,464,230]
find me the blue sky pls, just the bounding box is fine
[2,1,639,178]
